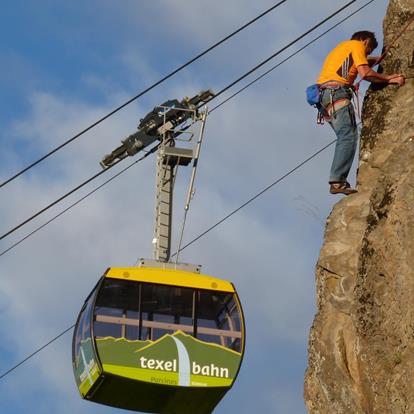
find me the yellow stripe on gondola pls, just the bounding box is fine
[104,267,235,292]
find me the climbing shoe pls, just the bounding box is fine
[329,181,358,195]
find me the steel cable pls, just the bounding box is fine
[0,145,160,256]
[171,139,337,257]
[0,324,75,380]
[0,0,289,189]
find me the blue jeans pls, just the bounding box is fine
[320,87,358,183]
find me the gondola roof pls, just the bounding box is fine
[104,267,235,293]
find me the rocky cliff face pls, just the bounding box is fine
[304,2,414,413]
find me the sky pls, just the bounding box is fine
[0,1,389,413]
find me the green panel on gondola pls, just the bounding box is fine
[96,331,241,388]
[74,338,101,396]
[73,291,102,396]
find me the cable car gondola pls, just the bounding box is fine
[72,91,245,413]
[72,263,245,413]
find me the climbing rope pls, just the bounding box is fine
[377,14,414,65]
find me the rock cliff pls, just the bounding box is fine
[304,2,414,413]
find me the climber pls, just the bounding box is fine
[314,31,405,195]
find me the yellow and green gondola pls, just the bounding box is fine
[72,265,245,414]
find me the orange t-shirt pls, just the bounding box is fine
[317,40,368,85]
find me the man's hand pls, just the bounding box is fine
[358,65,405,86]
[387,74,405,86]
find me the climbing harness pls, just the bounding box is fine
[315,82,354,124]
[306,81,352,123]
[324,97,352,119]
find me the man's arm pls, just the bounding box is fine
[357,64,405,85]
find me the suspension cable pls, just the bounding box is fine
[0,145,160,257]
[171,139,337,257]
[0,324,75,380]
[0,1,288,190]
[0,0,369,252]
[0,158,120,242]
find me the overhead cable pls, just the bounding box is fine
[0,0,360,243]
[0,138,337,382]
[0,0,288,190]
[171,139,337,257]
[0,157,120,242]
[0,145,160,256]
[0,324,75,380]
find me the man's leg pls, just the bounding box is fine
[329,104,358,183]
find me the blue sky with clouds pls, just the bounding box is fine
[0,1,389,413]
